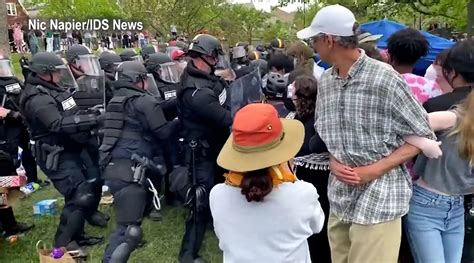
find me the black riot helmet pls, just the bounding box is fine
[66,44,90,64]
[120,49,143,63]
[145,53,173,72]
[145,53,182,84]
[66,44,102,79]
[140,45,157,61]
[30,52,67,75]
[116,61,156,91]
[188,34,223,59]
[29,52,78,89]
[263,72,288,99]
[99,51,122,74]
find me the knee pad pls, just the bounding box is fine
[73,182,95,210]
[125,225,142,249]
[109,225,142,263]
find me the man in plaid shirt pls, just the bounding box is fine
[297,5,435,263]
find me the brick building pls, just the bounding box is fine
[6,0,29,26]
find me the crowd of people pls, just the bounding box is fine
[0,3,473,263]
[8,24,160,54]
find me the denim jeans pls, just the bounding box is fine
[405,184,465,263]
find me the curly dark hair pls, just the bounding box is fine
[387,28,430,66]
[294,75,318,120]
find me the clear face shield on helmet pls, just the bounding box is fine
[74,54,102,76]
[214,53,236,81]
[131,55,143,63]
[0,59,15,78]
[144,73,160,97]
[232,46,246,60]
[158,62,181,84]
[55,64,79,91]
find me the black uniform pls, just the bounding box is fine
[100,74,178,262]
[66,45,109,228]
[20,74,100,248]
[177,60,232,262]
[0,77,38,183]
[0,77,36,236]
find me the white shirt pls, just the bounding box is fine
[313,60,325,80]
[210,180,325,263]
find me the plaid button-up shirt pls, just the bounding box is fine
[315,52,435,225]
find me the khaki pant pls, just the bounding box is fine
[328,213,402,263]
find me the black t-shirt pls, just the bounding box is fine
[423,86,473,112]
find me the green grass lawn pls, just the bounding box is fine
[1,53,223,262]
[0,172,222,263]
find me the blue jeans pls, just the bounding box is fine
[405,184,465,263]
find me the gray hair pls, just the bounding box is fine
[334,35,359,49]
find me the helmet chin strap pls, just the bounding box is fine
[200,55,216,75]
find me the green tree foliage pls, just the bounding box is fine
[292,0,469,31]
[120,0,226,38]
[214,4,270,44]
[33,0,123,20]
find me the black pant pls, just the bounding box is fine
[179,155,216,263]
[80,145,103,217]
[19,130,38,183]
[295,166,331,263]
[103,181,147,263]
[38,152,94,247]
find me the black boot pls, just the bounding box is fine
[0,207,34,236]
[77,234,104,246]
[148,208,162,221]
[87,211,109,227]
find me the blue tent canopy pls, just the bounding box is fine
[361,19,454,72]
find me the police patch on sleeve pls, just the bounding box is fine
[61,97,77,111]
[5,83,21,94]
[219,88,227,106]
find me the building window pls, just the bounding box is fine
[6,3,17,16]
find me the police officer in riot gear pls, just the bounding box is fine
[66,45,110,228]
[144,52,182,215]
[20,52,103,253]
[120,49,143,62]
[140,45,157,62]
[145,53,181,101]
[0,54,35,236]
[99,51,122,103]
[100,61,178,263]
[0,54,47,187]
[177,34,232,263]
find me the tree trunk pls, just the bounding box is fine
[468,0,474,37]
[0,0,10,56]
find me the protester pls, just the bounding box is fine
[211,103,325,262]
[405,89,474,263]
[13,24,24,53]
[290,75,331,263]
[297,5,435,263]
[387,28,442,103]
[357,31,383,61]
[424,49,451,94]
[423,41,474,113]
[287,41,314,78]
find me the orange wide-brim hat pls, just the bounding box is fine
[217,103,304,172]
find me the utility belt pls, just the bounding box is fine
[29,140,64,171]
[102,154,166,185]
